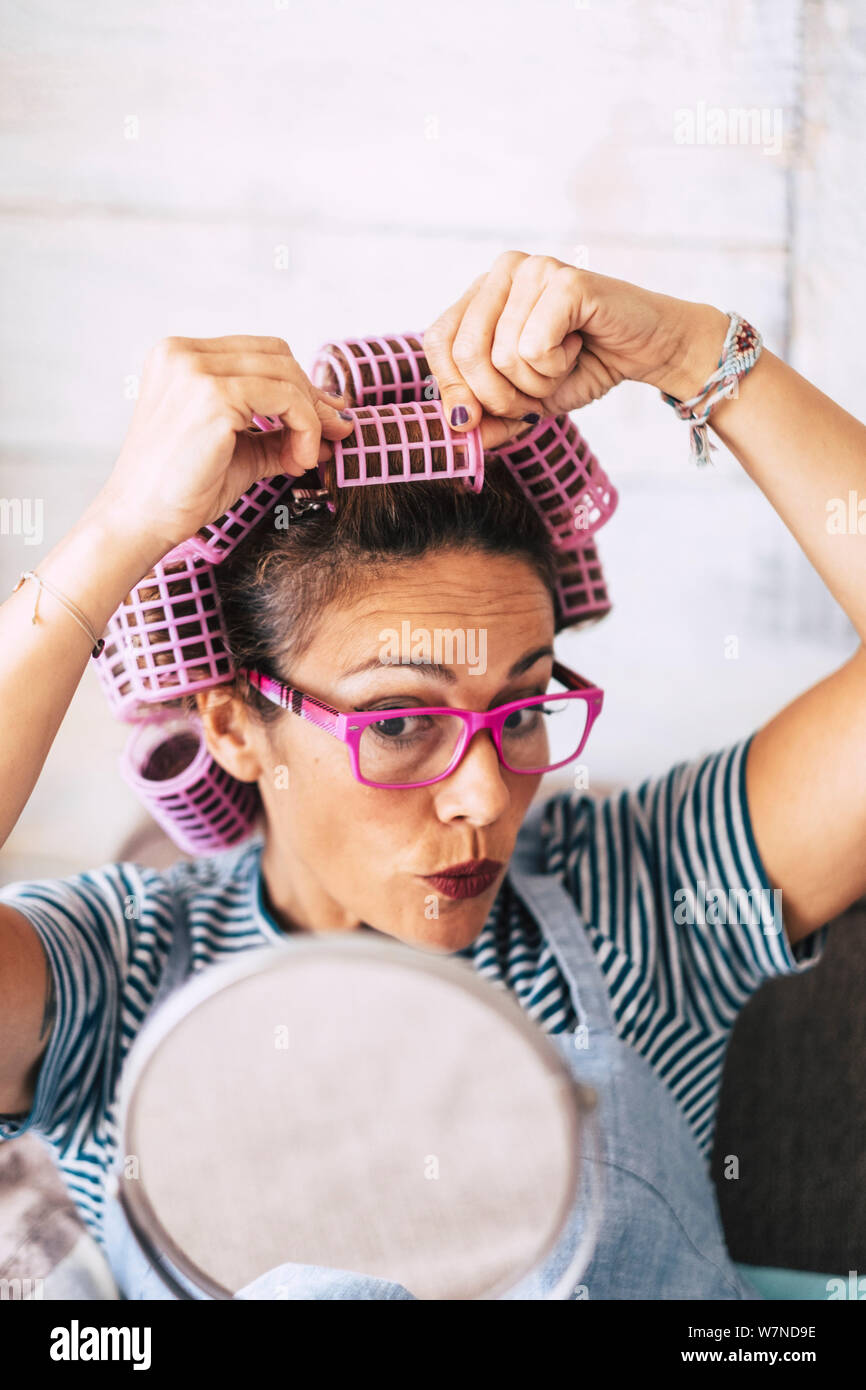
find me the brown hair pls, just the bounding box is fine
[313,334,429,404]
[211,454,559,727]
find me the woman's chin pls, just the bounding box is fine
[387,893,495,954]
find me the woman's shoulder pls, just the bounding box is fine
[158,835,265,895]
[0,835,266,935]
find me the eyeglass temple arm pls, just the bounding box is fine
[552,660,599,693]
[296,690,343,734]
[240,668,343,736]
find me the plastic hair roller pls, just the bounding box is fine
[310,332,431,408]
[94,630,158,724]
[94,551,235,707]
[166,473,295,566]
[489,414,618,547]
[332,400,484,493]
[120,714,261,854]
[553,537,612,628]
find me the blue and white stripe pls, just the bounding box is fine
[459,734,824,1156]
[0,734,825,1241]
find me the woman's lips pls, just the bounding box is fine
[422,858,504,900]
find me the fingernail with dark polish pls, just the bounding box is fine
[522,412,541,424]
[338,410,354,420]
[450,406,470,426]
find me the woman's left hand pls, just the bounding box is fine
[423,251,728,440]
[428,252,866,949]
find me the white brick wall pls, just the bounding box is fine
[0,0,861,876]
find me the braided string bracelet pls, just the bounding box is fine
[661,311,763,465]
[12,569,106,658]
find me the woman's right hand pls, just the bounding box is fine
[424,252,727,433]
[96,334,356,556]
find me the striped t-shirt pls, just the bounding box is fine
[0,734,825,1244]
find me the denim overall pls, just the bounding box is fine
[104,806,760,1301]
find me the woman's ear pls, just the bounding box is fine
[195,687,266,783]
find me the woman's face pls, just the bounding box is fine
[214,547,556,952]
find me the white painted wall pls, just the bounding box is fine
[0,0,862,878]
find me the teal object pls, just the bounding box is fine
[735,1263,841,1300]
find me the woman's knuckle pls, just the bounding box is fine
[148,336,181,367]
[493,249,525,275]
[519,329,546,360]
[490,340,516,375]
[192,372,223,410]
[555,263,582,291]
[452,334,482,370]
[270,351,295,378]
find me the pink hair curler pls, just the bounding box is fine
[167,474,295,565]
[332,400,484,492]
[553,536,612,628]
[310,332,431,408]
[120,714,261,854]
[490,414,618,547]
[96,551,235,704]
[93,629,160,724]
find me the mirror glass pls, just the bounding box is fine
[119,937,601,1300]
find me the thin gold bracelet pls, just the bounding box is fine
[11,569,106,658]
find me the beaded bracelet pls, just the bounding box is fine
[661,311,763,465]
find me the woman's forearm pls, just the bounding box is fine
[659,307,866,930]
[659,304,866,644]
[0,494,170,851]
[0,336,352,859]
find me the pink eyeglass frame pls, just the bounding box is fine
[238,660,604,790]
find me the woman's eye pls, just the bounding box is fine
[374,715,411,738]
[504,706,539,730]
[502,702,561,735]
[369,712,431,739]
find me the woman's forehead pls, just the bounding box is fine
[337,550,550,621]
[299,553,555,681]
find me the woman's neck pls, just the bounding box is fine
[259,835,365,936]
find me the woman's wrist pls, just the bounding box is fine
[645,302,731,403]
[32,495,172,638]
[82,486,178,576]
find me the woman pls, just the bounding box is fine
[1,253,864,1300]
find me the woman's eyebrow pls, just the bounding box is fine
[507,645,555,677]
[338,658,457,684]
[337,645,554,684]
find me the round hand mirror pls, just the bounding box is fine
[116,932,603,1300]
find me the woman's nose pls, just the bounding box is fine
[432,729,511,824]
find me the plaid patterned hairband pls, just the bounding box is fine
[661,311,763,465]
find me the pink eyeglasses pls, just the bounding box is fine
[238,661,604,790]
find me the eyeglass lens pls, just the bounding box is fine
[358,694,590,785]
